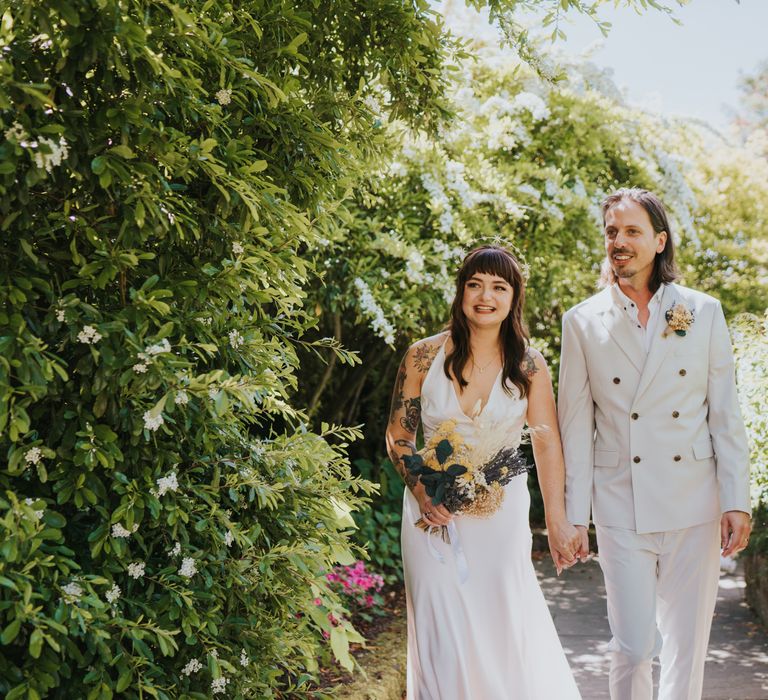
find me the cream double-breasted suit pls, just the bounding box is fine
[558,282,750,700]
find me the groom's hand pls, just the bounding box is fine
[574,525,591,562]
[546,518,582,575]
[720,510,752,558]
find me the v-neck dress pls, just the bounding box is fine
[401,342,581,699]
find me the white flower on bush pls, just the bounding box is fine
[105,584,121,604]
[211,677,230,694]
[4,121,28,142]
[174,390,189,405]
[56,309,66,322]
[232,241,244,256]
[143,411,164,432]
[209,648,219,659]
[111,522,139,538]
[127,561,146,579]
[156,471,179,496]
[512,91,550,121]
[215,88,232,105]
[77,325,102,344]
[178,557,197,578]
[224,530,234,547]
[61,581,83,603]
[25,447,43,465]
[22,497,44,520]
[169,541,182,557]
[239,648,249,667]
[228,329,244,349]
[31,136,70,173]
[133,362,148,374]
[353,278,396,346]
[181,658,203,676]
[145,338,171,355]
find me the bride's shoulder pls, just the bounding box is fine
[406,331,449,376]
[521,345,548,379]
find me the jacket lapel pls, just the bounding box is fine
[598,291,645,373]
[634,284,677,402]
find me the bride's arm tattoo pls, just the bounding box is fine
[389,438,418,489]
[388,359,407,425]
[401,397,421,432]
[413,343,438,373]
[523,349,539,378]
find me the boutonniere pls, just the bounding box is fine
[663,302,695,337]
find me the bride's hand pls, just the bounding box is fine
[546,517,581,575]
[414,481,453,527]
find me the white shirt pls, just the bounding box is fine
[612,283,665,353]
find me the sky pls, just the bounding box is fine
[549,0,768,130]
[442,0,768,131]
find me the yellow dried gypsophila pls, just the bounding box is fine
[668,305,694,330]
[422,419,468,472]
[463,482,505,518]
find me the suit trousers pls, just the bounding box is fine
[596,519,721,700]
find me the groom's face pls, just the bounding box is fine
[604,199,667,287]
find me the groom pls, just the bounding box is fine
[558,188,751,700]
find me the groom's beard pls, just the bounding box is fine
[610,248,635,278]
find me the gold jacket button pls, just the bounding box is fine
[672,411,680,418]
[679,369,687,376]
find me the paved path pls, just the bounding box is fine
[536,556,768,700]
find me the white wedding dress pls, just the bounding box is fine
[401,343,581,699]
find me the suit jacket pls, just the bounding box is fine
[558,282,750,534]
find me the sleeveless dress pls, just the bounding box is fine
[401,343,581,699]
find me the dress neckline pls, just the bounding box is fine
[431,341,504,420]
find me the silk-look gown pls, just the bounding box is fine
[401,343,581,699]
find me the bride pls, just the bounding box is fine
[386,245,582,699]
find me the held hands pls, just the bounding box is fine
[720,510,752,558]
[546,518,588,576]
[414,481,454,528]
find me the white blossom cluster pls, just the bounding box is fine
[77,325,102,344]
[215,88,232,105]
[105,584,121,603]
[134,339,171,373]
[228,329,244,349]
[61,581,83,603]
[211,677,230,694]
[511,91,551,122]
[156,471,179,496]
[354,278,396,346]
[224,530,234,547]
[178,557,197,578]
[127,561,146,579]
[181,658,203,676]
[111,522,139,538]
[32,136,70,173]
[232,241,244,255]
[143,411,164,432]
[4,121,28,142]
[174,389,189,405]
[56,308,66,322]
[25,447,43,465]
[420,173,454,234]
[169,541,182,557]
[239,648,249,667]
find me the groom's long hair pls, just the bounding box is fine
[599,188,681,291]
[445,245,531,398]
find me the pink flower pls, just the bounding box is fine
[313,597,322,606]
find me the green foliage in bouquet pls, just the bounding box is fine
[0,0,470,696]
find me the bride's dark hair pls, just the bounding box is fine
[444,245,531,398]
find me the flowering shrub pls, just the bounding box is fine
[325,561,386,621]
[0,0,471,696]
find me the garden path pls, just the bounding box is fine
[540,556,768,700]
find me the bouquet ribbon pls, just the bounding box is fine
[426,521,469,584]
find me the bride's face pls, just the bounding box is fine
[461,272,514,328]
